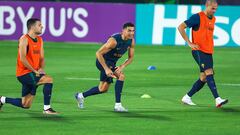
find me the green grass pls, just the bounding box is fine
[0,40,240,135]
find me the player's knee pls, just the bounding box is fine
[99,87,108,92]
[118,73,125,80]
[22,102,31,109]
[200,74,207,82]
[98,84,109,92]
[46,77,53,83]
[204,68,213,75]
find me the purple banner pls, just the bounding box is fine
[0,1,135,43]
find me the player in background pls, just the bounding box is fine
[75,22,135,112]
[178,0,228,107]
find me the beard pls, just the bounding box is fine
[35,31,42,35]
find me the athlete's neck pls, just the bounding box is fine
[121,34,128,41]
[27,31,37,39]
[203,10,213,19]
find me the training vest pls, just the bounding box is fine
[16,34,43,76]
[192,11,215,54]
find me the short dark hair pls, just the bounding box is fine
[206,0,217,4]
[123,22,135,29]
[27,18,40,30]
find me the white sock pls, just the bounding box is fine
[0,96,6,104]
[115,103,122,106]
[44,105,51,110]
[215,97,221,101]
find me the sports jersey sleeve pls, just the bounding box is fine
[184,14,200,28]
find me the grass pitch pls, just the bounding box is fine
[0,41,240,135]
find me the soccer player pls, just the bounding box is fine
[178,0,228,107]
[75,22,135,112]
[0,18,58,114]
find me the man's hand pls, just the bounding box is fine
[105,68,117,78]
[188,42,199,50]
[34,70,40,77]
[38,68,45,75]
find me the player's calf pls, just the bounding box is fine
[21,100,33,109]
[0,96,27,109]
[99,82,110,92]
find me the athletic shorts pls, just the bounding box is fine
[17,72,44,97]
[192,50,213,72]
[96,60,116,83]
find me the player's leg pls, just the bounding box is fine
[80,71,112,98]
[198,51,228,107]
[0,85,36,110]
[204,68,228,107]
[113,72,128,112]
[37,75,57,114]
[187,72,206,97]
[182,50,206,105]
[0,96,24,109]
[75,60,114,108]
[204,68,219,98]
[0,73,37,110]
[0,96,35,110]
[75,69,113,109]
[21,93,35,108]
[114,72,124,104]
[79,81,111,98]
[75,81,110,109]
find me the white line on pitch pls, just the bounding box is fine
[219,83,240,87]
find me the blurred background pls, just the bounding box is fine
[3,0,240,4]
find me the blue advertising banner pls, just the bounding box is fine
[136,4,240,46]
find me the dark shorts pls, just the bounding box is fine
[192,50,213,72]
[17,72,44,97]
[96,60,116,83]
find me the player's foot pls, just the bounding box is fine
[0,96,3,111]
[43,108,58,115]
[216,97,228,108]
[75,93,84,109]
[114,104,128,112]
[182,94,196,106]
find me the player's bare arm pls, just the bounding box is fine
[38,39,45,74]
[19,36,39,75]
[178,22,199,49]
[96,37,117,78]
[115,39,135,74]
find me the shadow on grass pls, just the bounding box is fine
[219,107,240,113]
[26,112,71,122]
[0,111,70,123]
[103,110,173,121]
